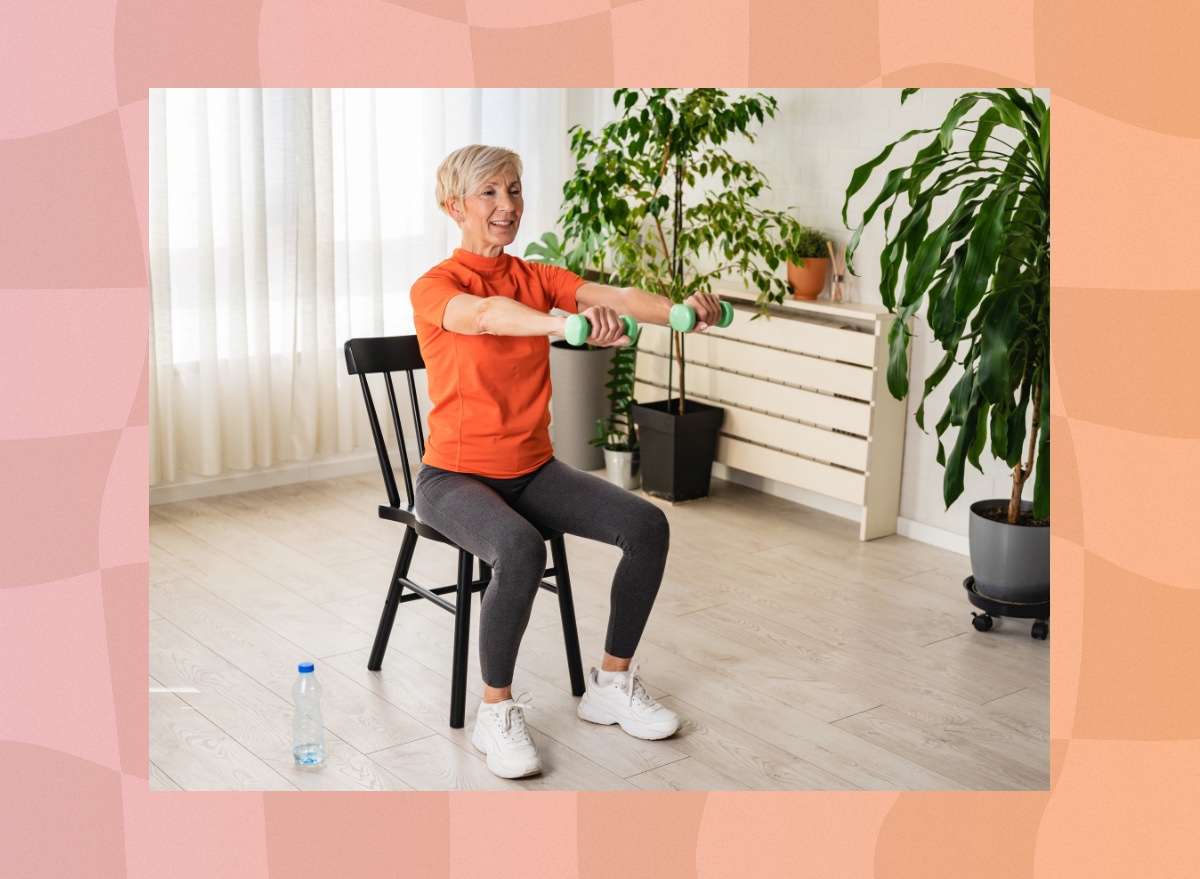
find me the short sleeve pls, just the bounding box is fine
[410,272,462,330]
[528,262,587,314]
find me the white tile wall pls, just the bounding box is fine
[572,87,1050,540]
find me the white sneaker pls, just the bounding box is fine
[577,663,680,740]
[470,693,542,778]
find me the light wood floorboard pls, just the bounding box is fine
[149,762,183,791]
[151,619,416,791]
[150,681,297,791]
[626,757,745,791]
[150,473,1049,791]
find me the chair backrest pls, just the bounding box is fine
[344,335,427,508]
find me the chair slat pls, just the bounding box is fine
[407,370,426,460]
[383,373,415,507]
[345,336,427,509]
[357,374,401,509]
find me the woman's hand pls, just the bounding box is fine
[682,292,723,332]
[577,305,631,347]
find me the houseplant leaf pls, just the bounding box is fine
[968,107,1001,162]
[943,384,983,508]
[967,397,991,473]
[1004,373,1031,469]
[886,317,910,399]
[954,184,1018,320]
[842,126,940,231]
[939,95,980,151]
[978,287,1019,403]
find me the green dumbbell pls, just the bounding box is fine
[668,300,734,333]
[564,313,640,347]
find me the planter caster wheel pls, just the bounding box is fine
[971,612,993,632]
[1031,620,1049,640]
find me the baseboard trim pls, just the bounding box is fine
[150,452,382,506]
[712,462,861,522]
[711,462,967,557]
[894,517,969,556]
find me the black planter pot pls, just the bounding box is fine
[631,399,725,502]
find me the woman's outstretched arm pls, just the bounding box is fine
[441,293,629,346]
[575,283,724,331]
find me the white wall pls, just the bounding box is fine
[568,88,1049,546]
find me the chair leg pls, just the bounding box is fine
[449,548,474,729]
[479,560,492,596]
[367,527,418,672]
[550,536,586,697]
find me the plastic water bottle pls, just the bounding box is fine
[292,661,325,765]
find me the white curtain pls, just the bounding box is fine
[149,88,570,485]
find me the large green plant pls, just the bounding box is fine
[843,88,1049,524]
[553,88,805,411]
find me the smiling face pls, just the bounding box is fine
[449,164,523,258]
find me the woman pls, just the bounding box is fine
[411,144,723,779]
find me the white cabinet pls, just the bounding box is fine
[634,286,908,540]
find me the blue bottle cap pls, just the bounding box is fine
[298,662,314,673]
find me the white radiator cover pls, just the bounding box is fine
[634,286,909,541]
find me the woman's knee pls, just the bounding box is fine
[625,501,670,554]
[493,529,547,581]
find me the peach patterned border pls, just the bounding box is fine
[2,0,1198,875]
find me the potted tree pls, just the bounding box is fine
[590,342,640,489]
[786,225,830,300]
[557,87,805,501]
[525,231,615,471]
[843,88,1050,604]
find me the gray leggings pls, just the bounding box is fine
[413,458,670,688]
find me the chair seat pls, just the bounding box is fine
[378,504,562,543]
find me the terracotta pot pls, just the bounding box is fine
[787,257,829,300]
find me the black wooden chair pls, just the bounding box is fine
[344,335,586,728]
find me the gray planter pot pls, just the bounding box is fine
[603,448,640,490]
[549,340,614,471]
[968,498,1050,602]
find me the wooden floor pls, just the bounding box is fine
[149,472,1049,792]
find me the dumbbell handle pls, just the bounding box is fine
[669,300,734,333]
[564,313,639,347]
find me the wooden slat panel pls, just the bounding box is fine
[717,437,866,504]
[639,327,874,401]
[697,304,876,366]
[861,314,906,540]
[634,381,869,472]
[636,354,871,436]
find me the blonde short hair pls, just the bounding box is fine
[435,145,524,216]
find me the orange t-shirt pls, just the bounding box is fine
[410,248,587,478]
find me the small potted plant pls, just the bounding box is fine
[786,225,830,300]
[589,343,640,489]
